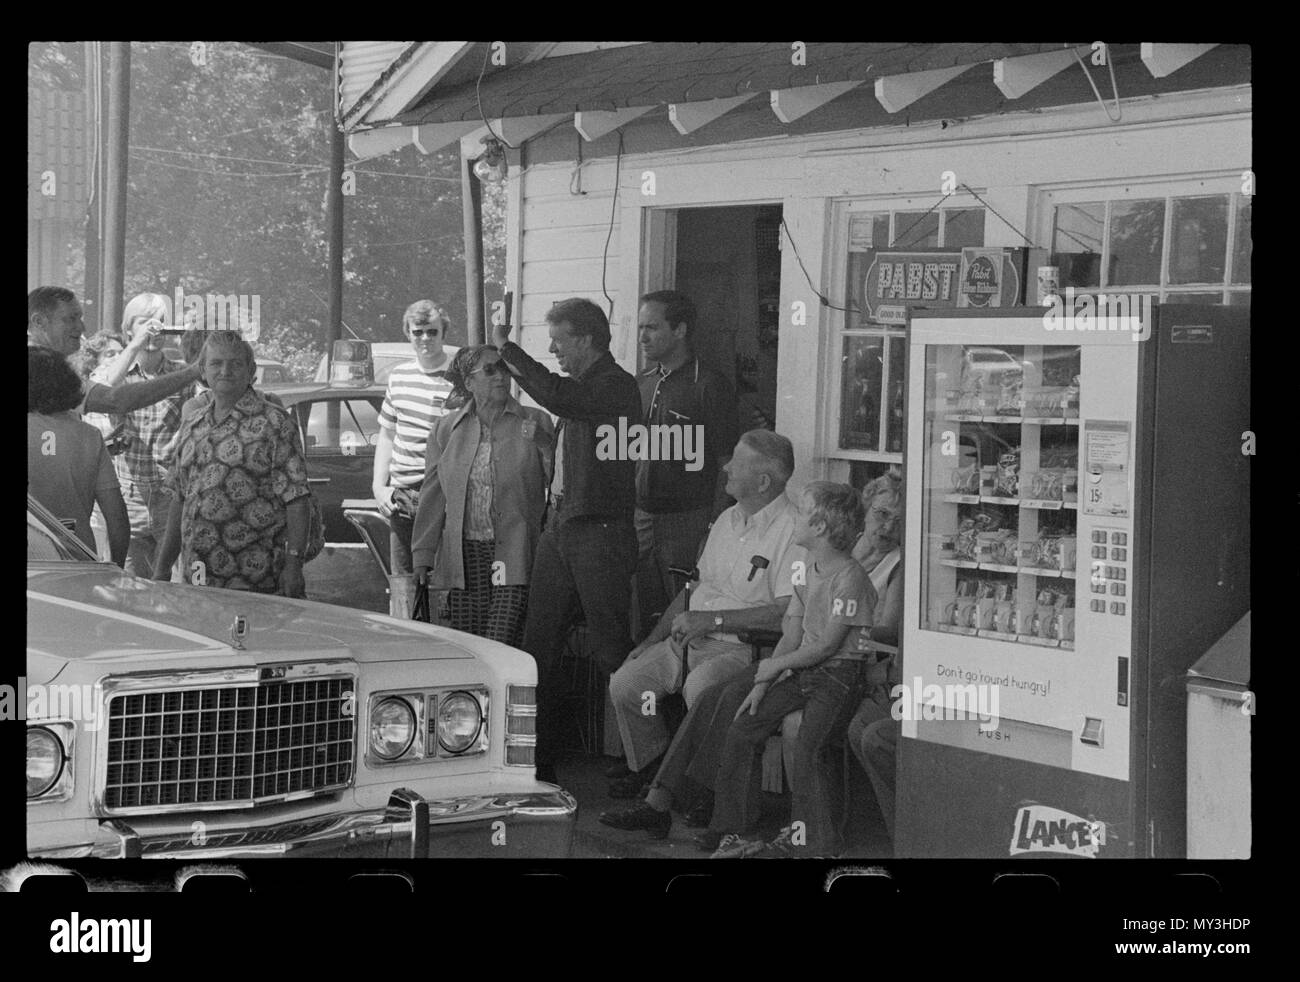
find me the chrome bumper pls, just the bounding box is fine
[34,786,577,860]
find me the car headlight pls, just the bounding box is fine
[370,698,416,760]
[27,727,65,798]
[436,691,483,754]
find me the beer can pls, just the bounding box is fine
[1037,266,1060,306]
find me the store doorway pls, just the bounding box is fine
[645,204,783,430]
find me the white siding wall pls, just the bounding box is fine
[506,88,1251,486]
[513,161,621,374]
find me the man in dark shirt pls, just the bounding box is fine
[634,290,738,636]
[493,297,642,783]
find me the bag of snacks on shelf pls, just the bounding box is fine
[950,464,979,494]
[993,451,1020,498]
[996,373,1024,415]
[1037,535,1062,571]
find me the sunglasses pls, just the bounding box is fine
[470,361,505,377]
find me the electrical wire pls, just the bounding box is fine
[780,215,857,313]
[476,43,513,150]
[1073,45,1122,123]
[600,131,624,319]
[128,154,326,179]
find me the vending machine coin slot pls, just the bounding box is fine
[1117,656,1129,707]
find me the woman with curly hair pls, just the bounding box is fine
[27,346,129,565]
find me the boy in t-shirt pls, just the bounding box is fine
[709,481,875,858]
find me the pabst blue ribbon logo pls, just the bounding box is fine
[1009,802,1106,858]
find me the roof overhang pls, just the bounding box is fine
[342,42,1248,161]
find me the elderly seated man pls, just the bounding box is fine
[603,429,803,800]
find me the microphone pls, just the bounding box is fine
[747,555,770,581]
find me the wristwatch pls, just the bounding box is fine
[286,547,304,559]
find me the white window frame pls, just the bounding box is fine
[1037,175,1251,304]
[823,194,988,481]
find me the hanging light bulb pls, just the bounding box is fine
[473,137,508,184]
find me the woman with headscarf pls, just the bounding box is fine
[411,345,554,646]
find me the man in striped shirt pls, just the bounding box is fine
[372,300,456,575]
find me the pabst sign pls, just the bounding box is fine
[862,249,963,324]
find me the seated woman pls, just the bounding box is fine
[411,346,554,647]
[27,346,130,565]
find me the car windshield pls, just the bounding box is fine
[27,498,103,563]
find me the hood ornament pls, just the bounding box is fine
[230,615,249,650]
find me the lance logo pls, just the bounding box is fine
[1009,803,1106,858]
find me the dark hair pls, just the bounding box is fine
[546,298,610,351]
[28,345,85,414]
[443,344,498,407]
[28,286,76,322]
[640,290,696,341]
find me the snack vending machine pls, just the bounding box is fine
[895,305,1249,858]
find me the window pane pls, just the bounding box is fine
[1232,197,1252,284]
[1227,291,1251,308]
[1052,202,1103,288]
[1169,196,1228,285]
[840,336,885,451]
[942,208,985,248]
[893,211,939,248]
[885,337,906,453]
[849,213,889,251]
[1163,292,1222,305]
[1108,199,1165,286]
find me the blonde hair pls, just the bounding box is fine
[119,292,170,339]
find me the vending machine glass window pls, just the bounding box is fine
[919,343,1082,648]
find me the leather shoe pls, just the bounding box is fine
[598,802,671,839]
[607,772,646,798]
[606,757,661,799]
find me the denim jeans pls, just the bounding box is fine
[523,516,637,768]
[710,660,870,855]
[122,483,174,579]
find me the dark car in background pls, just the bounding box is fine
[263,379,387,543]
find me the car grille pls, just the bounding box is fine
[103,677,355,812]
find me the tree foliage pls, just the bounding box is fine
[30,41,506,380]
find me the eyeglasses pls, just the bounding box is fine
[470,361,505,377]
[410,328,442,339]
